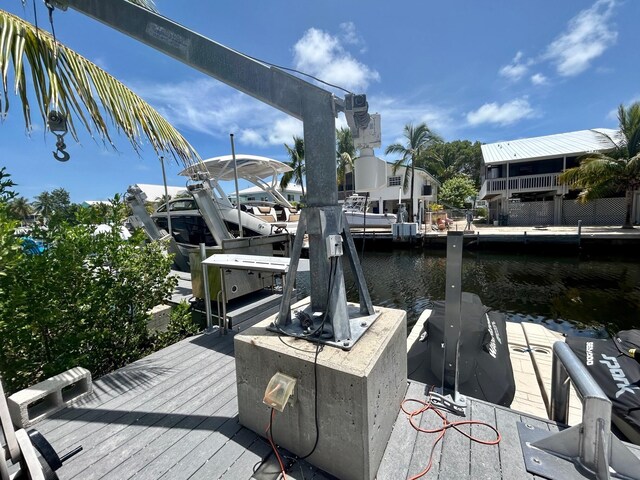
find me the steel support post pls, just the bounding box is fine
[443,232,463,396]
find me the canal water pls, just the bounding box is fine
[302,249,640,338]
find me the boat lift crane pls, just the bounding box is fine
[50,0,379,348]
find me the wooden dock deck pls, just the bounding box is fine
[37,319,639,479]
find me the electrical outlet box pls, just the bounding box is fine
[326,234,343,258]
[263,372,296,412]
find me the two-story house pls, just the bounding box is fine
[479,128,637,226]
[340,163,440,219]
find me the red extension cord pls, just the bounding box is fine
[401,396,502,479]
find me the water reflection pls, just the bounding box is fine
[338,250,640,337]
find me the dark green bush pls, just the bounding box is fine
[0,194,177,394]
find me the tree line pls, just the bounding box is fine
[279,125,483,217]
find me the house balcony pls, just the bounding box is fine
[479,172,567,200]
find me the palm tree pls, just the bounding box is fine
[336,127,356,197]
[559,102,640,229]
[32,191,54,222]
[385,123,443,218]
[281,136,306,200]
[8,197,32,223]
[0,3,199,167]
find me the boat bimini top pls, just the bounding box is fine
[179,154,295,208]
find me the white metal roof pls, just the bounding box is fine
[481,128,620,164]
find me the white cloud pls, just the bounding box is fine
[531,73,548,86]
[499,51,530,81]
[293,26,380,92]
[466,98,536,126]
[544,0,618,77]
[132,78,302,148]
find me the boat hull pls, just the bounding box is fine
[344,211,396,228]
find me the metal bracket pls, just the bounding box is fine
[518,422,640,480]
[429,390,467,416]
[270,209,379,350]
[519,342,640,480]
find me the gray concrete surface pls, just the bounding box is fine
[234,300,407,480]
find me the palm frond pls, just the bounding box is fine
[0,9,199,167]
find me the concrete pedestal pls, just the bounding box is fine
[234,300,407,480]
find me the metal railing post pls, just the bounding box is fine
[520,341,640,479]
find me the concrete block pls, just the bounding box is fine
[8,367,92,428]
[147,304,173,333]
[235,300,407,480]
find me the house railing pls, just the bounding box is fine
[480,172,564,198]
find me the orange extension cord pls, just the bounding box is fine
[266,408,287,480]
[401,396,502,479]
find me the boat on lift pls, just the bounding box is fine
[342,193,396,228]
[151,154,300,247]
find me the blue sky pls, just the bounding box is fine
[1,0,638,202]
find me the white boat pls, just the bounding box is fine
[151,155,300,247]
[342,194,397,228]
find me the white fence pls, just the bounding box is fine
[508,200,554,226]
[561,197,626,226]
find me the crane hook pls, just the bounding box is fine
[52,135,70,162]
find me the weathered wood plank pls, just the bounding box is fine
[59,375,237,479]
[48,351,236,451]
[129,399,240,480]
[42,337,235,443]
[493,407,534,479]
[96,386,239,479]
[157,410,243,480]
[405,387,448,480]
[189,427,261,479]
[376,381,421,479]
[38,332,234,436]
[435,399,471,479]
[220,435,272,479]
[469,400,502,480]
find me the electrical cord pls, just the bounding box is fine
[266,408,287,480]
[270,256,338,465]
[297,256,336,461]
[401,394,501,479]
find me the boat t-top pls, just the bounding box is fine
[150,154,300,248]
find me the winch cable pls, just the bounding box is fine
[401,393,501,479]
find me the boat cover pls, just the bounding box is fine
[566,330,640,443]
[408,292,515,407]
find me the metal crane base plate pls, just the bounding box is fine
[268,304,380,350]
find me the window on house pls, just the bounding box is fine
[388,176,402,187]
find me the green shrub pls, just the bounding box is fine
[0,194,177,394]
[154,301,201,349]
